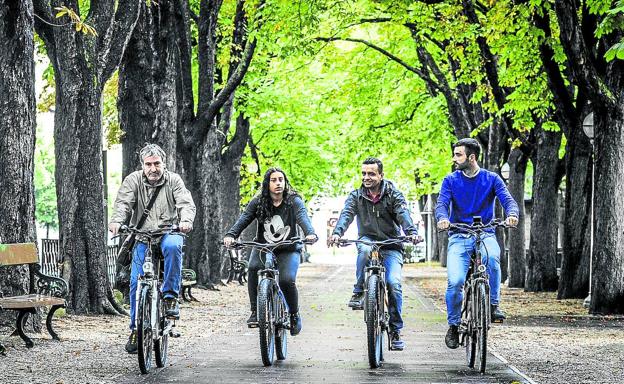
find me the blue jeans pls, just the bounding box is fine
[445,233,501,326]
[354,237,404,333]
[129,234,184,330]
[248,249,301,314]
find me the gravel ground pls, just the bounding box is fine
[0,283,250,384]
[2,264,623,384]
[409,264,624,384]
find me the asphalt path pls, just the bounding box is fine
[122,262,532,384]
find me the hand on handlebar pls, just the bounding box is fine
[408,234,424,245]
[305,235,318,245]
[437,219,450,230]
[223,236,235,248]
[505,216,519,228]
[108,222,121,236]
[327,234,341,247]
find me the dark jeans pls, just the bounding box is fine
[248,249,301,314]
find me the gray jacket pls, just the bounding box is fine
[110,170,196,231]
[332,180,417,249]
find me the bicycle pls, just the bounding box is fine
[226,238,312,367]
[443,217,509,374]
[118,225,185,374]
[336,236,412,369]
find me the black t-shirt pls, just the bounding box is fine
[257,201,297,244]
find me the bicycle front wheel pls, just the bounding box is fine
[275,293,288,361]
[257,278,276,366]
[137,285,153,374]
[464,284,476,368]
[365,274,383,368]
[154,294,169,368]
[476,282,489,373]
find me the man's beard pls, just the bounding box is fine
[454,161,469,171]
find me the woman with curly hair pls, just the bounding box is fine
[223,167,317,335]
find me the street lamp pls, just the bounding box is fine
[582,112,595,308]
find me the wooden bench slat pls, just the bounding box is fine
[0,294,65,309]
[0,243,38,266]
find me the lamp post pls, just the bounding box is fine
[582,112,595,308]
[500,162,510,182]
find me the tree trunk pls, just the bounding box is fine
[591,109,624,313]
[34,0,140,314]
[525,128,561,291]
[558,122,592,298]
[0,1,37,324]
[507,148,527,288]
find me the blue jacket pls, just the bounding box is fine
[435,169,519,234]
[332,180,418,249]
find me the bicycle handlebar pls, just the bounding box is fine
[440,219,512,236]
[226,237,315,252]
[117,224,185,238]
[335,236,413,248]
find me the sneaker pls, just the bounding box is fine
[290,312,302,336]
[164,298,180,319]
[125,330,138,354]
[445,325,459,349]
[491,305,506,322]
[348,293,364,309]
[247,310,258,327]
[390,331,404,351]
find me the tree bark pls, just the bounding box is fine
[34,0,140,314]
[0,0,37,324]
[507,148,527,288]
[525,128,561,291]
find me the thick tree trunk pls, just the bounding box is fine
[54,80,118,314]
[507,149,527,288]
[525,128,561,292]
[119,1,156,178]
[558,124,592,298]
[0,1,37,324]
[591,110,624,314]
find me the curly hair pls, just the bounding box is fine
[256,167,300,222]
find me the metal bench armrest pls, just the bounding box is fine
[33,264,69,298]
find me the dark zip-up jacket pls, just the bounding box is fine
[332,180,418,250]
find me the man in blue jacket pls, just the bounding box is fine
[329,157,421,351]
[435,138,519,349]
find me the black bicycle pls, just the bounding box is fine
[226,238,313,366]
[444,217,509,373]
[336,237,411,368]
[119,225,185,374]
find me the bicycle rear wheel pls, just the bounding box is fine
[365,274,382,368]
[464,285,476,368]
[258,278,276,366]
[154,294,169,368]
[476,282,489,373]
[275,294,288,361]
[137,285,153,374]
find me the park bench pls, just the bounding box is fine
[226,248,248,285]
[181,268,198,302]
[0,243,68,354]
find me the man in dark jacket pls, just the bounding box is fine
[329,157,420,351]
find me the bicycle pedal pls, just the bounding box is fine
[247,323,259,328]
[350,305,364,310]
[169,330,181,338]
[492,318,504,324]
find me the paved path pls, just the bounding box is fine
[123,263,532,383]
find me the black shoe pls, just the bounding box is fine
[125,330,138,354]
[290,312,302,336]
[390,331,404,351]
[491,305,506,322]
[445,325,459,349]
[348,293,364,309]
[247,310,258,327]
[164,298,180,319]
